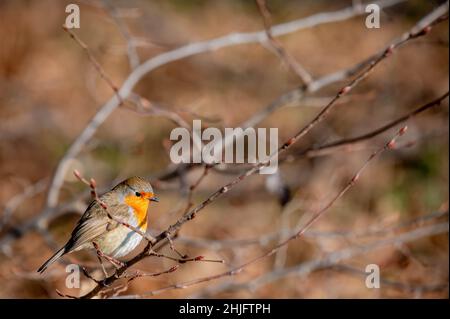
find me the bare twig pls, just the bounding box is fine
[2,1,446,300]
[209,92,449,174]
[83,123,407,299]
[101,0,140,69]
[0,178,48,232]
[170,7,448,238]
[125,93,190,129]
[198,126,409,286]
[73,170,222,270]
[330,264,448,293]
[62,26,123,103]
[122,265,180,280]
[190,222,449,298]
[0,1,409,251]
[182,164,211,214]
[256,0,313,85]
[293,91,450,158]
[148,251,224,264]
[142,125,410,298]
[46,0,406,209]
[175,209,449,250]
[76,4,449,297]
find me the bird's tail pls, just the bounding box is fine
[37,246,66,273]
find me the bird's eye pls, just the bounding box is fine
[135,192,141,197]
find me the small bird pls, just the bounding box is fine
[37,176,159,273]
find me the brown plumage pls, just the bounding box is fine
[37,177,158,273]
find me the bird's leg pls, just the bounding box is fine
[92,242,109,277]
[92,242,125,270]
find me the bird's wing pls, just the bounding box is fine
[64,200,129,253]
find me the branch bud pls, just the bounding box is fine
[399,126,408,136]
[89,178,97,189]
[388,140,396,149]
[384,44,395,57]
[339,86,351,95]
[73,169,81,179]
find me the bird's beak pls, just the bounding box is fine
[150,196,159,202]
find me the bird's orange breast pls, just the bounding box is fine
[124,195,149,229]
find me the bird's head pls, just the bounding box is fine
[114,177,159,216]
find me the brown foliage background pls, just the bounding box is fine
[0,0,448,298]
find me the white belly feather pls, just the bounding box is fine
[94,206,147,258]
[112,206,146,257]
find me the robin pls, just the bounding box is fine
[37,176,159,273]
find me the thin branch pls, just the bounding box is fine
[182,164,211,214]
[62,26,123,103]
[0,178,48,232]
[208,92,449,174]
[256,0,313,85]
[83,124,406,299]
[73,170,222,270]
[46,0,406,209]
[101,0,140,69]
[204,126,410,283]
[0,1,409,249]
[330,264,449,293]
[125,93,190,129]
[189,222,449,298]
[163,8,448,240]
[148,251,224,264]
[294,91,449,158]
[175,209,449,250]
[2,1,446,300]
[76,4,449,297]
[122,265,180,280]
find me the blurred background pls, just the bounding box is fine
[0,0,448,298]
